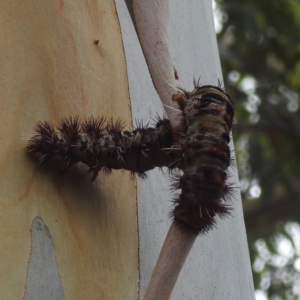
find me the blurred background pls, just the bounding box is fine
[213,0,300,299]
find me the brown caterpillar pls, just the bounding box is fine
[27,83,234,234]
[27,116,181,181]
[171,82,234,233]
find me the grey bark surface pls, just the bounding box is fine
[24,217,65,300]
[115,0,255,299]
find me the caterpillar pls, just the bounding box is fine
[27,116,181,181]
[27,83,234,234]
[172,82,234,233]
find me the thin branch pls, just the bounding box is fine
[142,221,197,300]
[132,0,180,128]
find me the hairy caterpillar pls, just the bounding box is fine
[27,116,181,181]
[27,83,234,234]
[172,82,234,233]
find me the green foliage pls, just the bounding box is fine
[251,223,300,299]
[215,0,300,298]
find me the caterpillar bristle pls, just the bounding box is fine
[91,169,100,182]
[217,79,225,91]
[134,119,149,132]
[222,183,238,202]
[106,117,125,133]
[36,121,55,139]
[128,171,148,180]
[102,167,112,176]
[169,171,182,191]
[229,156,237,169]
[166,167,177,177]
[27,122,58,164]
[193,77,201,89]
[155,117,172,130]
[27,121,55,151]
[216,203,232,219]
[82,116,106,137]
[129,171,135,180]
[137,172,147,179]
[58,116,80,140]
[39,153,53,164]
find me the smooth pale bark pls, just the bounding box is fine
[24,217,65,300]
[116,0,255,299]
[0,1,138,299]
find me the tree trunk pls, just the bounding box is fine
[0,1,137,299]
[0,0,255,299]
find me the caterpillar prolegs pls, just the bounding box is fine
[27,84,234,234]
